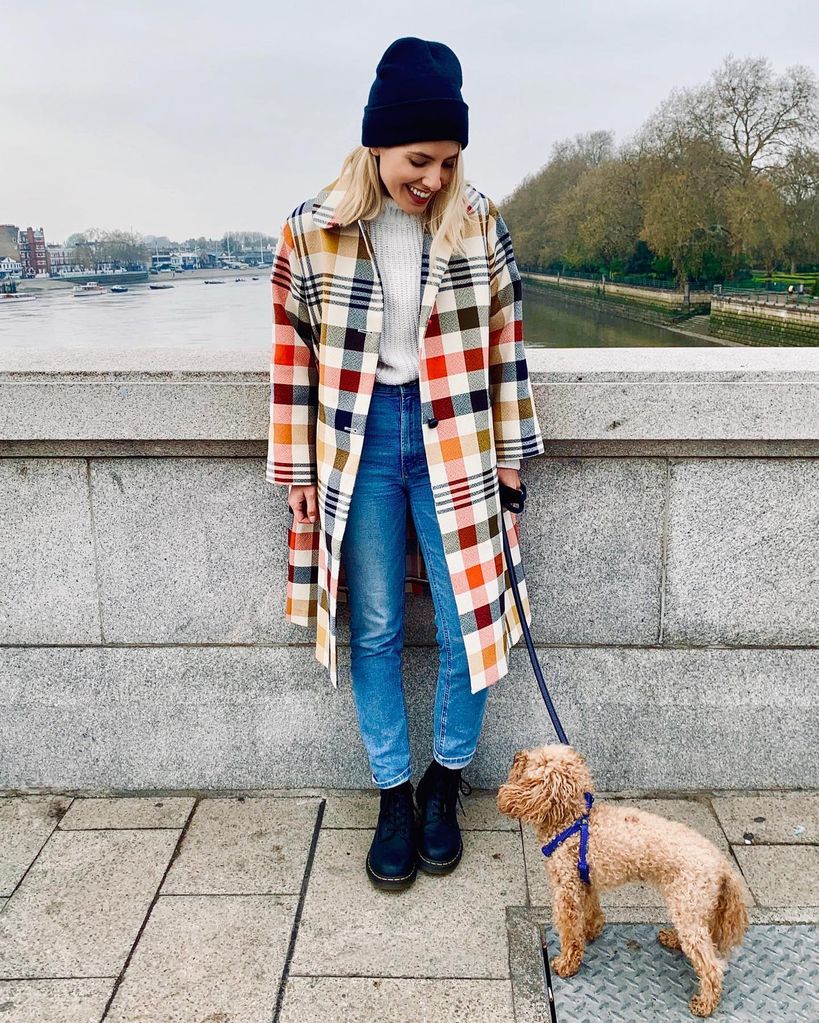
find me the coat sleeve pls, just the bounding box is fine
[487,201,546,464]
[266,219,319,487]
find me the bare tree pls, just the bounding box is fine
[640,55,819,184]
[550,130,615,168]
[769,144,819,271]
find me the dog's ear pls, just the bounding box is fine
[524,747,591,827]
[539,759,582,811]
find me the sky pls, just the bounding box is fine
[2,0,817,244]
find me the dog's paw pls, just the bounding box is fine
[551,952,581,978]
[585,915,605,942]
[657,927,682,951]
[688,993,718,1017]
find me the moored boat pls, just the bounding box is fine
[73,282,106,296]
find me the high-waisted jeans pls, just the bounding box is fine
[340,377,490,789]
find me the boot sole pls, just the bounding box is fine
[416,840,463,875]
[365,851,418,891]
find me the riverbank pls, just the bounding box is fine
[522,274,733,346]
[523,273,819,347]
[711,294,819,346]
[15,266,267,293]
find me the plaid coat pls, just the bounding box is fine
[267,175,545,693]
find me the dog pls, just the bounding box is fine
[497,744,748,1018]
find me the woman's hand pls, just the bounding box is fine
[497,466,521,527]
[288,484,318,524]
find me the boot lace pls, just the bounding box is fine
[379,785,415,839]
[423,775,473,824]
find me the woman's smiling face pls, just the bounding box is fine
[369,141,460,214]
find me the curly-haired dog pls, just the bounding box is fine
[497,744,748,1018]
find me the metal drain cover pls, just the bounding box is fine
[508,912,818,1022]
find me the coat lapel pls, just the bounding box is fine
[311,177,455,358]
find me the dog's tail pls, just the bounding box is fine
[710,867,749,955]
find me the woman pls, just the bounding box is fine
[267,37,545,891]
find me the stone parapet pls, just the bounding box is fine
[1,345,817,790]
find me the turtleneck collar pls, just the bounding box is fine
[377,194,422,220]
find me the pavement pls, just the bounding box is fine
[0,786,816,1022]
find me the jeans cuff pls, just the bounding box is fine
[374,766,412,789]
[433,750,475,770]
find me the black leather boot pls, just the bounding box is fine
[365,779,418,892]
[414,759,472,875]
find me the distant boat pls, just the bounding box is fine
[204,279,225,285]
[73,282,106,296]
[0,291,37,304]
[149,283,174,290]
[251,276,259,280]
[110,285,129,294]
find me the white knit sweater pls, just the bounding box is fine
[367,196,521,471]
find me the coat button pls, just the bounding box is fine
[427,417,438,428]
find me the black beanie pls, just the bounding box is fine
[362,36,469,150]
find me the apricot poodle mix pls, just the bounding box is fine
[497,744,748,1018]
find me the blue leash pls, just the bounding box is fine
[498,481,569,746]
[499,479,592,1023]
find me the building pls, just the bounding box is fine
[46,244,68,273]
[0,256,22,279]
[18,227,49,277]
[150,250,200,271]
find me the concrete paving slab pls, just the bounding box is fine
[289,829,526,980]
[105,894,296,1023]
[733,845,819,907]
[161,797,319,895]
[279,976,516,1022]
[712,792,819,845]
[522,798,754,910]
[0,796,71,896]
[321,788,517,831]
[748,906,819,925]
[0,979,114,1022]
[59,796,195,830]
[0,829,179,978]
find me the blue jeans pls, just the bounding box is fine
[340,378,490,789]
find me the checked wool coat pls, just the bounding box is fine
[266,174,546,693]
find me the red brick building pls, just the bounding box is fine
[18,227,49,277]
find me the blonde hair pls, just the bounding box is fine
[330,144,477,260]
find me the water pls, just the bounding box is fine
[0,277,270,354]
[0,275,714,354]
[521,283,714,348]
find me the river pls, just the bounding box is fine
[0,275,717,353]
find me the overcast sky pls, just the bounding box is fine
[3,0,817,244]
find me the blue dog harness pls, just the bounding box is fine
[541,791,594,884]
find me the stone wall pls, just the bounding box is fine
[522,273,711,326]
[1,346,817,793]
[711,296,819,346]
